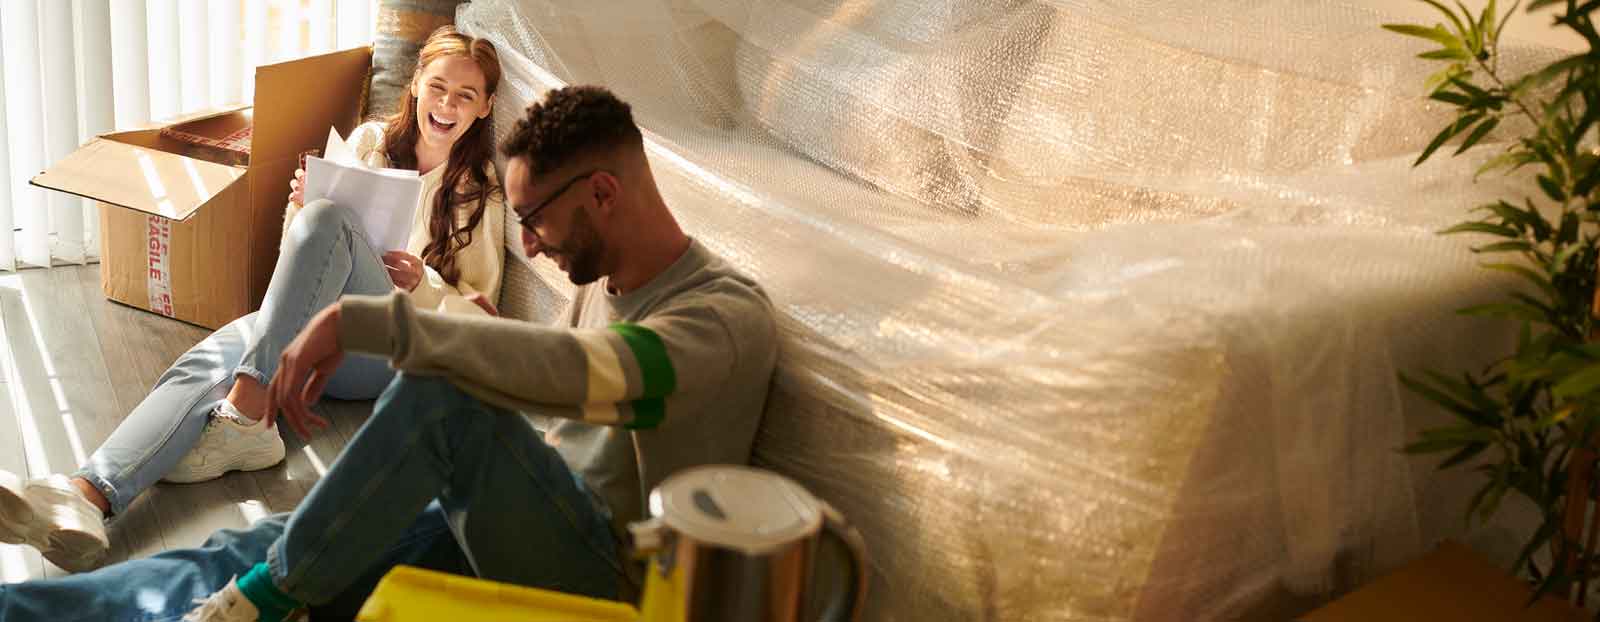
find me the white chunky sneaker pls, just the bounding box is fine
[0,471,110,572]
[183,577,261,622]
[164,401,286,484]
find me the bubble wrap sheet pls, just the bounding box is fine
[460,1,1567,619]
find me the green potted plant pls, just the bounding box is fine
[1388,0,1600,605]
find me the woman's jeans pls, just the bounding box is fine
[0,376,627,622]
[74,200,396,516]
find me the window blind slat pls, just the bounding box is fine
[336,0,372,51]
[243,0,268,103]
[3,0,53,268]
[109,0,151,130]
[147,0,181,123]
[210,0,242,107]
[0,9,16,271]
[177,0,210,113]
[43,0,85,264]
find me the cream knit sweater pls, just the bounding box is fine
[283,122,504,315]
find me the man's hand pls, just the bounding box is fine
[383,251,425,292]
[266,303,343,439]
[466,292,499,316]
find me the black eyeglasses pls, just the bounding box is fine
[517,169,609,229]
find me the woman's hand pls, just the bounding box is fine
[466,292,499,316]
[288,169,305,207]
[384,251,425,291]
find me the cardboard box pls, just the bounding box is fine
[32,47,372,329]
[1299,541,1586,621]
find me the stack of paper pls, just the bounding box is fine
[302,127,422,252]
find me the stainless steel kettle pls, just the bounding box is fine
[628,465,868,622]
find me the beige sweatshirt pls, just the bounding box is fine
[283,121,504,315]
[338,240,779,535]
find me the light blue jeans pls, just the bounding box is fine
[0,375,627,621]
[75,200,397,516]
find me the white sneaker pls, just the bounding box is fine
[183,577,261,622]
[0,471,110,572]
[164,401,286,484]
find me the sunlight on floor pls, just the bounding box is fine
[0,544,31,582]
[238,499,270,524]
[303,445,328,476]
[0,275,53,478]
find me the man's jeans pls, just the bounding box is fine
[0,375,627,621]
[0,504,472,622]
[76,200,396,516]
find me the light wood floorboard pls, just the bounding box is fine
[0,264,361,583]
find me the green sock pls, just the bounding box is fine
[234,562,300,622]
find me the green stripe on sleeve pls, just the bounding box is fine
[610,323,676,399]
[626,399,665,430]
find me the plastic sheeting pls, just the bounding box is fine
[460,1,1570,619]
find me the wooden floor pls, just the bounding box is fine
[0,264,365,583]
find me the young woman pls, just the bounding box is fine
[0,26,505,573]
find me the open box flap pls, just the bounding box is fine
[30,137,245,221]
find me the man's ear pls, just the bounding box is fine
[592,170,620,218]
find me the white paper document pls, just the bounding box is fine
[302,128,421,252]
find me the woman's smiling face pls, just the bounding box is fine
[411,54,493,152]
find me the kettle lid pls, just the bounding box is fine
[650,465,823,555]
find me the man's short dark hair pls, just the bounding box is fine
[501,85,643,175]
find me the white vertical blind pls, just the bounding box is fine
[242,0,269,104]
[310,0,337,54]
[0,10,15,272]
[337,0,374,51]
[73,0,115,256]
[209,0,243,107]
[109,0,152,130]
[42,1,85,265]
[0,0,377,271]
[177,0,210,112]
[146,0,181,126]
[3,0,52,268]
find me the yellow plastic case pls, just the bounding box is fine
[356,565,640,622]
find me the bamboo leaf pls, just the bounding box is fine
[1573,160,1600,199]
[1427,369,1504,413]
[1483,262,1558,298]
[1513,517,1559,583]
[1538,174,1568,202]
[1440,221,1519,237]
[1456,116,1501,154]
[1459,302,1548,322]
[1475,150,1537,180]
[1483,0,1500,47]
[1430,89,1474,106]
[1514,54,1587,94]
[1421,48,1475,61]
[1556,209,1578,244]
[1400,372,1497,425]
[1553,362,1600,398]
[1534,405,1576,430]
[1473,240,1533,253]
[1448,74,1491,99]
[1382,23,1463,48]
[1491,0,1521,52]
[1421,0,1471,38]
[1507,291,1555,316]
[1417,113,1486,165]
[1552,241,1583,270]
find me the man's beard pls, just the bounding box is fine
[560,207,606,286]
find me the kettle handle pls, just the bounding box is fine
[816,500,868,622]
